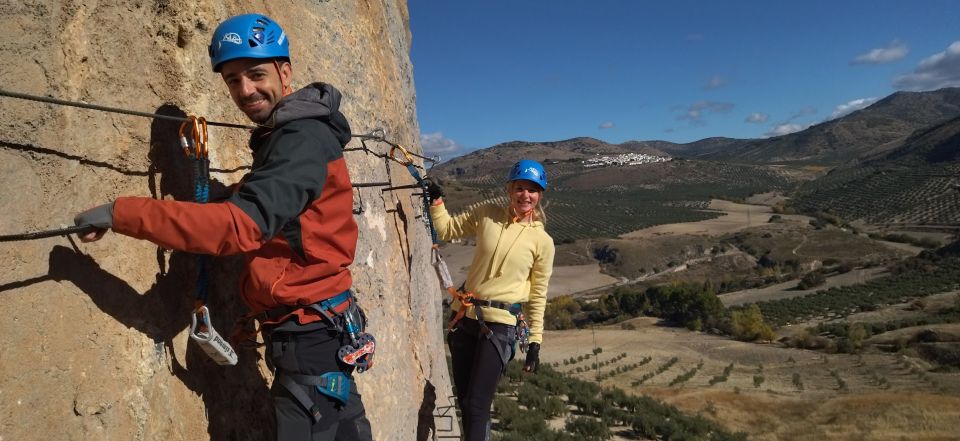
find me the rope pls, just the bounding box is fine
[0,225,94,242]
[0,91,438,242]
[0,88,260,130]
[353,128,439,164]
[0,89,438,164]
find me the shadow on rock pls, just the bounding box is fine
[44,104,269,440]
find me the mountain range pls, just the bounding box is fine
[432,87,960,227]
[434,87,960,175]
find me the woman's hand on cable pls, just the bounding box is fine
[522,343,540,373]
[426,178,444,206]
[74,202,115,242]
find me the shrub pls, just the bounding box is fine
[792,373,804,391]
[798,271,826,290]
[731,304,777,341]
[565,417,611,441]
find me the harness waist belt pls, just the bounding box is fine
[472,299,521,313]
[263,290,353,322]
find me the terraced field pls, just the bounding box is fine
[792,163,960,225]
[433,158,808,242]
[542,317,960,441]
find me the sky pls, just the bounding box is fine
[408,0,960,160]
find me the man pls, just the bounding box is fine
[74,14,373,441]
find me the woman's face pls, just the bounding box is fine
[509,180,542,215]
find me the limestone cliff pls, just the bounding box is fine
[0,1,457,439]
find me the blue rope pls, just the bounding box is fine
[191,153,211,304]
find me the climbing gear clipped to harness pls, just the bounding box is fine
[190,305,238,365]
[278,371,353,423]
[269,290,377,373]
[268,292,373,422]
[337,310,376,373]
[390,141,531,359]
[388,144,466,321]
[180,116,238,366]
[306,291,377,373]
[512,303,531,354]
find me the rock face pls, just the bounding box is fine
[0,1,457,440]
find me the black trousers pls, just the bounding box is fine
[268,325,373,441]
[448,317,516,441]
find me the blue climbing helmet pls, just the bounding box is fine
[507,159,548,191]
[208,14,290,72]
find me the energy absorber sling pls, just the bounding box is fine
[180,116,238,366]
[389,145,530,355]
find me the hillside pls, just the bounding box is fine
[433,136,669,180]
[437,88,960,170]
[700,87,960,164]
[792,115,960,226]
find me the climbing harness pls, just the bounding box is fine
[179,116,238,366]
[300,290,377,374]
[265,291,374,421]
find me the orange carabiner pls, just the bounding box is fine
[195,117,208,159]
[388,144,415,166]
[177,116,209,159]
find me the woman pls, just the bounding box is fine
[428,159,555,440]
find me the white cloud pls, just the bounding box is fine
[705,75,726,90]
[420,132,465,159]
[853,40,909,64]
[745,112,769,124]
[894,41,960,91]
[766,123,807,137]
[599,121,615,129]
[829,97,878,120]
[676,100,734,125]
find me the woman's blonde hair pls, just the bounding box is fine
[505,181,547,224]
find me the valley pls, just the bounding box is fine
[432,87,960,440]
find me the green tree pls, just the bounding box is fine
[731,304,777,341]
[848,322,869,351]
[565,416,611,441]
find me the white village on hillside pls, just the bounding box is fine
[582,152,672,168]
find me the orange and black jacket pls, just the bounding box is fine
[112,83,358,325]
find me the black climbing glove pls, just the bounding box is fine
[74,202,115,242]
[74,202,115,230]
[425,178,444,202]
[523,342,540,373]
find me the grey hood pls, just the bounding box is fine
[260,82,352,147]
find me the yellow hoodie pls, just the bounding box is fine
[430,202,555,344]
